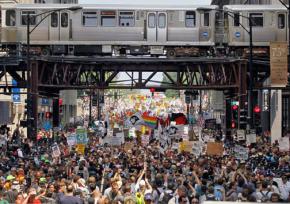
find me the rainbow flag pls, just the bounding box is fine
[142,115,157,129]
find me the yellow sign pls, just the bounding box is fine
[76,144,85,155]
[270,42,288,87]
[179,141,194,153]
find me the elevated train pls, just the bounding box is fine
[0,3,288,57]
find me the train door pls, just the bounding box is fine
[277,12,287,41]
[49,12,59,41]
[60,11,70,41]
[49,11,70,41]
[147,12,167,42]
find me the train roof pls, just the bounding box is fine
[224,4,287,12]
[1,3,218,11]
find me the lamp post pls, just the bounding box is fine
[26,6,82,139]
[197,7,254,128]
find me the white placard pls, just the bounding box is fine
[67,133,76,146]
[237,130,246,141]
[52,144,61,158]
[246,133,256,145]
[279,137,290,152]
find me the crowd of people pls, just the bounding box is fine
[0,119,289,204]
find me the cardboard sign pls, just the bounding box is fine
[206,142,223,156]
[76,144,85,155]
[141,135,150,146]
[124,142,134,152]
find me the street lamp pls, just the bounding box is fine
[26,6,82,139]
[197,7,254,128]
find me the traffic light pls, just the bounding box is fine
[231,101,239,129]
[253,105,261,127]
[239,109,248,129]
[150,88,155,97]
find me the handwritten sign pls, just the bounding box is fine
[206,142,223,156]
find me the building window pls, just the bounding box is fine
[249,13,263,27]
[101,11,116,27]
[61,12,68,27]
[185,11,195,27]
[51,12,58,27]
[148,13,155,28]
[158,13,166,28]
[204,12,210,26]
[21,11,36,25]
[119,11,134,27]
[5,10,16,26]
[234,13,240,27]
[82,11,97,27]
[278,14,285,29]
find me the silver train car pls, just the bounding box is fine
[0,3,217,57]
[0,3,288,57]
[224,5,288,57]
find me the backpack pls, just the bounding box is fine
[157,189,172,204]
[260,191,270,202]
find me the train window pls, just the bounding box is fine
[101,11,116,27]
[61,13,68,27]
[51,12,58,27]
[82,11,97,27]
[148,13,155,28]
[249,13,263,27]
[234,13,240,27]
[158,13,166,28]
[119,11,135,27]
[185,11,195,27]
[21,11,36,25]
[204,12,210,26]
[6,10,16,26]
[278,14,285,29]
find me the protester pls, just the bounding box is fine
[0,95,289,204]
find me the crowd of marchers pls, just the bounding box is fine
[0,124,289,204]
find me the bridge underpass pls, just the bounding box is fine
[1,56,248,139]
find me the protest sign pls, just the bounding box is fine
[67,133,76,146]
[51,144,61,158]
[237,130,246,141]
[116,132,125,143]
[142,135,150,146]
[234,145,249,160]
[172,142,179,150]
[179,141,194,153]
[124,142,134,152]
[76,128,88,144]
[278,137,290,152]
[17,148,23,158]
[246,133,256,145]
[206,142,223,156]
[76,144,85,155]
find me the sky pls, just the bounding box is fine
[79,0,211,5]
